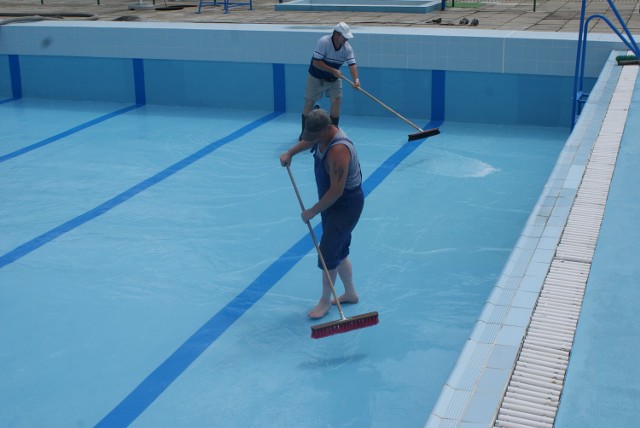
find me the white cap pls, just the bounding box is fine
[334,22,353,39]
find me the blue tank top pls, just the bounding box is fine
[313,131,362,198]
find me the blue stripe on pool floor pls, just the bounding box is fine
[0,111,283,269]
[94,119,443,427]
[0,104,142,163]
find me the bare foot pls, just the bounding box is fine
[331,293,359,305]
[308,300,332,319]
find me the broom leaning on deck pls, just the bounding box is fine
[286,165,379,339]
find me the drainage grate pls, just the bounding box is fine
[493,63,638,427]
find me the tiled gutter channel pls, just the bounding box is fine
[426,52,637,427]
[492,60,639,427]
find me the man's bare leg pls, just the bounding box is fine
[329,96,342,120]
[331,256,359,305]
[308,268,338,319]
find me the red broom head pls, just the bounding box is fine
[311,311,379,339]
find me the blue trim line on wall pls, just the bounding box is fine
[432,70,445,122]
[94,123,443,427]
[9,55,22,99]
[273,63,286,112]
[133,58,146,106]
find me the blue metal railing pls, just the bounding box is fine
[571,0,640,129]
[197,0,252,14]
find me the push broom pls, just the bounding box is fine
[286,165,379,339]
[342,76,440,142]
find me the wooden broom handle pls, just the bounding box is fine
[286,165,347,320]
[342,75,424,132]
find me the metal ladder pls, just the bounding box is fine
[571,0,639,129]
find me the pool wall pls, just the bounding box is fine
[0,22,627,127]
[274,0,442,14]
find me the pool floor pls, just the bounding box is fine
[0,99,568,427]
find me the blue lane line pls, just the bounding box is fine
[95,120,443,427]
[362,120,443,197]
[95,234,315,428]
[0,111,283,270]
[0,104,142,164]
[0,97,17,105]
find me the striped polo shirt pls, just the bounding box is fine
[308,34,356,81]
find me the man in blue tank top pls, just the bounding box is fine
[281,109,365,319]
[298,22,361,141]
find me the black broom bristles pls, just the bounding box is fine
[408,127,440,142]
[311,311,379,339]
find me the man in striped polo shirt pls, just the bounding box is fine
[299,22,361,141]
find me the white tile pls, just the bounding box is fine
[495,324,526,346]
[475,367,511,394]
[511,290,539,309]
[486,344,519,370]
[461,390,503,424]
[504,306,532,327]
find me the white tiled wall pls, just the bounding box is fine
[0,22,626,78]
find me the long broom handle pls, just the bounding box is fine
[342,75,424,132]
[286,165,348,321]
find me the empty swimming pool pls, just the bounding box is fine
[0,95,567,426]
[1,20,632,428]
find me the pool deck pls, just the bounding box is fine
[546,62,639,428]
[2,1,640,427]
[0,0,638,34]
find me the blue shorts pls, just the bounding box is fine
[318,187,364,270]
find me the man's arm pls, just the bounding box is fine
[280,139,316,166]
[312,59,342,79]
[348,64,360,88]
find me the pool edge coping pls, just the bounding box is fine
[425,50,628,427]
